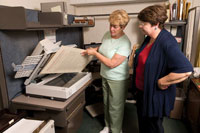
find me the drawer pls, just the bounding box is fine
[0,110,26,132]
[66,102,84,133]
[55,102,84,133]
[65,91,85,117]
[32,91,85,127]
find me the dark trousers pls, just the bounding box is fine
[136,90,164,133]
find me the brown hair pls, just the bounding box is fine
[109,9,130,27]
[138,5,168,29]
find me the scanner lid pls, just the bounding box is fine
[13,39,93,85]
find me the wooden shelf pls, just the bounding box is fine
[25,23,94,31]
[165,21,187,26]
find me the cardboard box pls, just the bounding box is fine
[38,12,74,25]
[170,88,186,119]
[3,119,55,133]
[41,2,67,13]
[85,102,104,117]
[0,7,40,29]
[186,83,200,132]
[38,12,64,25]
[170,97,185,119]
[40,2,74,25]
[0,110,26,132]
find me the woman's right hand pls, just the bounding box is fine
[157,72,192,90]
[81,50,88,56]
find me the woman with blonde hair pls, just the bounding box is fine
[82,9,131,133]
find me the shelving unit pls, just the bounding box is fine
[164,20,187,53]
[165,20,187,26]
[25,24,94,31]
[0,6,95,30]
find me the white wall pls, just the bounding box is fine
[191,0,200,7]
[82,15,143,46]
[191,0,200,34]
[73,2,166,45]
[74,0,196,46]
[191,0,200,64]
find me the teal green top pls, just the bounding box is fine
[99,31,131,80]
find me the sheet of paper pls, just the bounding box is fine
[51,6,62,12]
[44,29,56,43]
[40,46,94,74]
[3,118,43,133]
[41,39,61,54]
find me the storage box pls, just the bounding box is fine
[0,7,40,29]
[3,119,55,133]
[170,97,185,119]
[41,2,67,13]
[40,2,73,25]
[0,6,67,30]
[186,81,200,132]
[170,88,186,119]
[0,110,26,132]
[38,12,74,25]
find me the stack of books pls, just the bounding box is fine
[166,0,191,22]
[73,16,95,26]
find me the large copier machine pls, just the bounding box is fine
[13,39,93,100]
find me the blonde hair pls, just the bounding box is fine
[109,9,130,27]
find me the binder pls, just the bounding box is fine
[179,0,183,20]
[182,0,187,20]
[185,2,191,19]
[172,2,177,20]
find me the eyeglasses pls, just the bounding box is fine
[138,21,148,26]
[110,24,122,29]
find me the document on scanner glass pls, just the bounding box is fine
[40,46,94,74]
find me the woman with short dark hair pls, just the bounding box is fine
[131,4,193,133]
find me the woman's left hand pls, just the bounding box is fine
[157,78,169,90]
